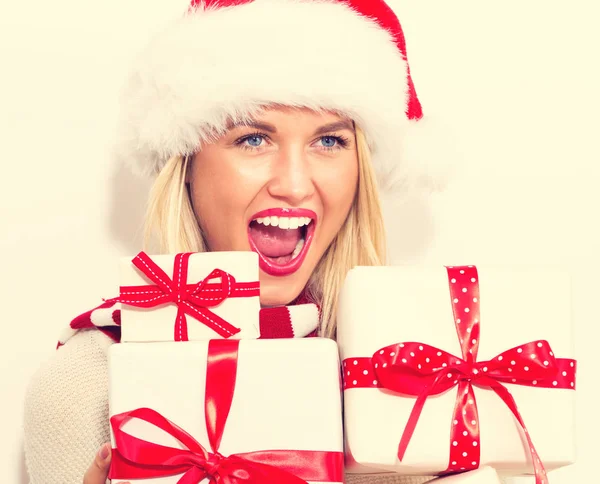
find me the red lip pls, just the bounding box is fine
[247,208,317,277]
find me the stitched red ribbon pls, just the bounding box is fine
[110,340,344,483]
[342,265,576,483]
[119,252,260,340]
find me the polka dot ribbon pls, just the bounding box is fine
[342,265,577,483]
[118,252,260,340]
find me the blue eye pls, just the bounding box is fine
[234,132,270,152]
[246,135,264,147]
[321,136,337,148]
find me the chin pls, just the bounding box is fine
[258,275,306,308]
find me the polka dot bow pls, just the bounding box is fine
[343,266,577,484]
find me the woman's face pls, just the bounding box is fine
[187,107,359,306]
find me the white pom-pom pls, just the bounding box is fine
[378,116,464,265]
[383,116,461,194]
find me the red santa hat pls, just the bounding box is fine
[114,0,453,191]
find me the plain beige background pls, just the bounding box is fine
[1,0,599,483]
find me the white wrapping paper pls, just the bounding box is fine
[120,251,260,342]
[426,466,501,483]
[108,339,343,483]
[337,266,576,476]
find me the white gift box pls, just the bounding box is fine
[119,251,260,342]
[425,466,501,483]
[337,265,576,477]
[108,339,344,483]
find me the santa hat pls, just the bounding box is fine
[114,0,453,192]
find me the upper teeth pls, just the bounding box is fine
[254,216,312,229]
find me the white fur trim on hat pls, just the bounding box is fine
[114,0,450,190]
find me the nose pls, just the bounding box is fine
[267,146,315,205]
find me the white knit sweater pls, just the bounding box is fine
[22,330,505,484]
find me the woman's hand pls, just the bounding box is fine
[83,443,130,484]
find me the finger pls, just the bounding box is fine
[82,443,111,484]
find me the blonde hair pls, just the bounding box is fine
[143,125,387,338]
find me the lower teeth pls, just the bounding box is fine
[291,238,305,259]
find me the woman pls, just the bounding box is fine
[23,1,447,483]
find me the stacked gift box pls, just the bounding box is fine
[337,265,577,483]
[108,252,577,483]
[108,251,344,483]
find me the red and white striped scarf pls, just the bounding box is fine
[58,294,321,349]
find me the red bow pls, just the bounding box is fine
[119,252,260,340]
[343,266,576,483]
[110,340,343,483]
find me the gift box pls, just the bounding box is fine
[337,265,576,481]
[119,251,261,342]
[108,338,344,483]
[425,466,501,483]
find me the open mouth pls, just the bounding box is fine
[247,208,317,277]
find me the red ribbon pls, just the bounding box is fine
[342,265,576,483]
[119,252,260,340]
[109,340,344,483]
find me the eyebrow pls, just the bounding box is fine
[226,119,355,136]
[313,120,355,136]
